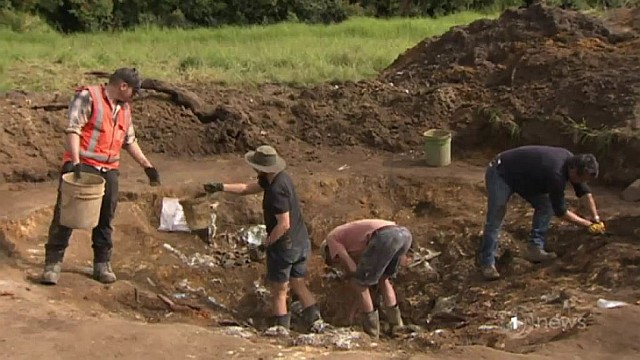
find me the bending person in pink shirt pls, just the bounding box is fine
[320,219,412,338]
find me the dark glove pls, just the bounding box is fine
[144,167,160,186]
[203,182,224,193]
[72,163,82,181]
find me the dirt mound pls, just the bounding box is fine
[380,4,640,184]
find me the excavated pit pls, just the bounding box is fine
[2,173,640,353]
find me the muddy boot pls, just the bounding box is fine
[273,314,291,329]
[481,265,500,281]
[381,304,404,335]
[301,304,328,333]
[93,262,117,284]
[362,310,380,339]
[523,245,557,263]
[41,262,62,285]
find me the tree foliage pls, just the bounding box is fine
[0,0,633,33]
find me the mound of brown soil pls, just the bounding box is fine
[379,4,640,184]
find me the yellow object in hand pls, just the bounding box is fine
[588,221,606,234]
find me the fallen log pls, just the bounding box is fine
[33,72,228,124]
[85,71,222,124]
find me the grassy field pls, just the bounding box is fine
[0,12,496,93]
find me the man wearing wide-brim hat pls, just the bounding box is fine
[203,145,326,332]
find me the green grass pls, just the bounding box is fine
[0,12,496,93]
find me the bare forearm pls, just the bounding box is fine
[584,194,599,220]
[563,210,592,227]
[340,254,358,274]
[222,183,253,195]
[126,142,152,168]
[66,133,81,164]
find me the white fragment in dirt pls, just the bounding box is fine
[478,325,501,331]
[265,326,290,337]
[146,277,156,287]
[322,268,344,280]
[239,225,267,246]
[260,130,267,136]
[337,164,350,171]
[597,298,629,309]
[254,280,270,298]
[157,198,190,232]
[207,296,227,310]
[27,249,43,255]
[162,243,216,268]
[226,351,234,355]
[221,326,254,339]
[293,334,323,347]
[172,293,188,299]
[433,329,445,335]
[334,336,359,350]
[291,328,362,349]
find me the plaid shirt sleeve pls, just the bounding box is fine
[124,120,137,146]
[65,90,92,135]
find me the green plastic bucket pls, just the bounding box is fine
[423,129,452,167]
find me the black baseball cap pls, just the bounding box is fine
[110,67,141,93]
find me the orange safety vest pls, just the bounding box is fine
[62,85,132,170]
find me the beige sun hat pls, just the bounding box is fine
[244,145,286,173]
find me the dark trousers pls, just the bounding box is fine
[44,162,119,264]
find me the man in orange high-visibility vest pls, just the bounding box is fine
[41,67,160,285]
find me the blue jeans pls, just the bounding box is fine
[478,165,554,266]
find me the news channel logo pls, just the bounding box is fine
[493,311,587,339]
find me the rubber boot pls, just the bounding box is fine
[301,304,327,333]
[362,310,380,339]
[41,262,62,285]
[93,262,117,284]
[382,304,404,328]
[273,313,291,329]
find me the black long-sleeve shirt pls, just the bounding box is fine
[495,145,591,217]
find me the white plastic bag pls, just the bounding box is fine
[158,197,191,232]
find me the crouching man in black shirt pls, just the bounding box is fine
[202,145,326,332]
[478,145,606,281]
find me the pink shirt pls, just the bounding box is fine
[325,219,396,260]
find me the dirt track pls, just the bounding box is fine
[2,4,640,359]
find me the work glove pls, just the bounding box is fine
[588,221,606,235]
[72,163,82,181]
[203,182,224,193]
[144,167,160,186]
